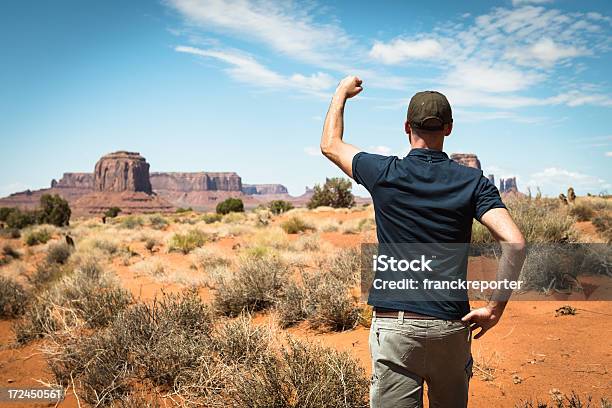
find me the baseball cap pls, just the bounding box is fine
[407,91,453,131]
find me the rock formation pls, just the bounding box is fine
[73,152,173,215]
[242,184,288,195]
[487,174,495,186]
[94,151,152,193]
[150,172,242,192]
[450,153,481,170]
[499,177,518,194]
[51,173,94,190]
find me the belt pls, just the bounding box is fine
[373,308,436,320]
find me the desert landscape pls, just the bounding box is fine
[0,155,610,407]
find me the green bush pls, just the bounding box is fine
[269,200,294,215]
[39,194,71,227]
[216,197,244,215]
[104,207,122,218]
[24,227,52,246]
[149,215,169,230]
[120,216,144,229]
[280,216,313,234]
[202,213,223,224]
[0,207,17,222]
[168,229,209,254]
[175,207,193,214]
[6,209,38,229]
[307,177,355,209]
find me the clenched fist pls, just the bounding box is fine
[335,76,363,99]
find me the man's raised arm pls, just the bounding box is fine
[320,76,363,178]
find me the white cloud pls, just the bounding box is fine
[606,152,612,157]
[168,0,352,68]
[369,38,443,64]
[304,146,320,156]
[505,38,587,67]
[369,145,393,155]
[512,0,553,6]
[444,63,542,93]
[175,46,334,93]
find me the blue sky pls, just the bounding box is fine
[1,0,611,198]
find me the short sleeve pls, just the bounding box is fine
[474,175,506,221]
[352,152,393,192]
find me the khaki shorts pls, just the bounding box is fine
[369,312,473,408]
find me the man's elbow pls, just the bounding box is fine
[320,141,336,158]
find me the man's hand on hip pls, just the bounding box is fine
[461,304,504,339]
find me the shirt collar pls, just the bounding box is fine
[407,148,448,160]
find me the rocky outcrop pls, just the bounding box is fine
[500,177,518,194]
[487,174,495,186]
[94,151,152,193]
[51,173,94,189]
[450,153,481,170]
[242,184,288,195]
[150,172,242,192]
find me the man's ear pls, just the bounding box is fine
[444,123,453,137]
[405,120,411,135]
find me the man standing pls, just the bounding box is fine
[320,76,526,408]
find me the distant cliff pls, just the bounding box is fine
[150,172,242,192]
[242,184,288,195]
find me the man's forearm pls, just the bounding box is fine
[487,242,527,314]
[320,94,347,160]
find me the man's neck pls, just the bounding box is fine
[410,141,444,151]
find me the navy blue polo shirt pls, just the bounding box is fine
[352,148,506,319]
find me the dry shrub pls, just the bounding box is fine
[591,215,612,243]
[276,281,309,329]
[45,299,368,407]
[15,260,131,343]
[212,313,272,365]
[219,336,368,408]
[202,213,223,224]
[148,214,169,230]
[326,248,361,284]
[472,198,575,244]
[133,258,167,277]
[0,276,29,318]
[248,227,291,250]
[516,392,611,408]
[280,216,313,234]
[294,234,320,252]
[569,202,595,222]
[191,247,230,270]
[119,216,144,229]
[1,244,20,264]
[303,272,360,331]
[169,229,210,254]
[46,290,213,405]
[214,254,288,316]
[46,242,72,264]
[23,226,52,246]
[31,262,66,289]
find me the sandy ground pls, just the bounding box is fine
[0,210,610,407]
